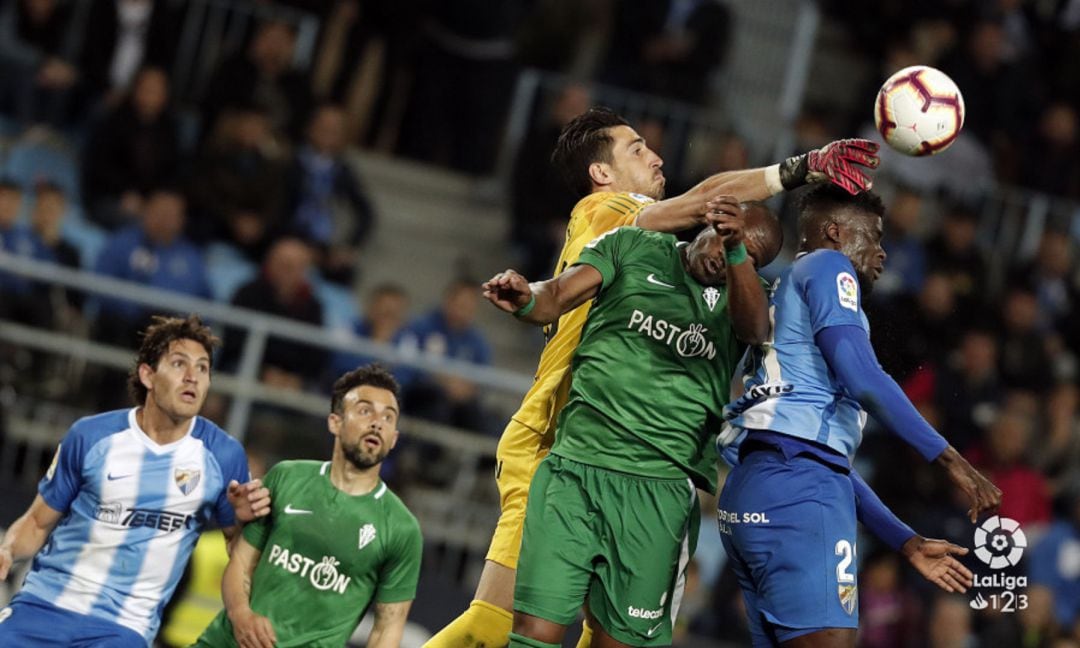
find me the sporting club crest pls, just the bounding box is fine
[838,583,858,615]
[174,467,202,496]
[358,523,377,550]
[702,287,721,312]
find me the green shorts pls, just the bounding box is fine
[514,454,699,646]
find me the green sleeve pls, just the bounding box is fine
[241,463,282,550]
[574,227,640,291]
[374,513,423,603]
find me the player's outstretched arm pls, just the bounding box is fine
[850,469,973,593]
[482,264,603,326]
[367,600,414,648]
[223,535,276,648]
[0,495,63,580]
[816,325,1002,522]
[635,139,879,233]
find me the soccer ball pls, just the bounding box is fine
[874,65,965,156]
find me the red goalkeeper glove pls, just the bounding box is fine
[779,138,880,195]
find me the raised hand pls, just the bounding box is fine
[902,536,974,593]
[704,195,746,249]
[482,270,533,314]
[780,138,881,195]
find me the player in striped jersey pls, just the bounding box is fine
[426,106,881,648]
[0,315,269,646]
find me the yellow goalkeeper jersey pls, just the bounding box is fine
[509,190,655,437]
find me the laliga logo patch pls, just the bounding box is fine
[174,467,202,496]
[974,516,1026,569]
[836,272,858,312]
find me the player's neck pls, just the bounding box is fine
[135,404,192,445]
[329,454,381,496]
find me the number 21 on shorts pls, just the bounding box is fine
[835,539,858,615]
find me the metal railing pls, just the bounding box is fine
[0,251,532,438]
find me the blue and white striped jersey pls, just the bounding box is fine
[723,250,871,459]
[20,408,249,642]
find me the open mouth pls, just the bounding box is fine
[705,258,720,277]
[180,389,198,403]
[362,435,382,450]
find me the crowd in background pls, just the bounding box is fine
[0,0,1078,646]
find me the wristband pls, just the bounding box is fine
[513,294,536,318]
[725,242,748,266]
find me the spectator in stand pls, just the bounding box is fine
[940,17,1038,177]
[398,278,492,433]
[967,398,1052,531]
[874,272,964,384]
[329,283,411,384]
[224,237,326,391]
[873,186,927,304]
[188,104,287,259]
[201,19,313,141]
[599,0,732,104]
[1020,102,1080,198]
[933,328,1003,454]
[79,0,180,103]
[925,203,987,313]
[1039,383,1080,495]
[283,103,375,284]
[82,66,182,230]
[28,181,80,326]
[1014,228,1078,333]
[0,180,38,317]
[0,0,78,126]
[856,549,923,648]
[397,0,526,174]
[93,187,210,345]
[998,284,1054,389]
[509,83,589,280]
[1024,483,1080,644]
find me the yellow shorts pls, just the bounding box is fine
[486,417,551,568]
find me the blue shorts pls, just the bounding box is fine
[0,593,145,647]
[717,447,859,646]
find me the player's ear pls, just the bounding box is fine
[327,412,342,438]
[588,161,612,188]
[825,220,843,246]
[138,363,155,392]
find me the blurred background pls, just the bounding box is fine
[0,0,1078,645]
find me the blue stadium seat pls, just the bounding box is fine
[60,205,107,270]
[204,242,257,302]
[3,139,80,198]
[312,278,361,334]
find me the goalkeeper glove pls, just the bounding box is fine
[779,138,880,195]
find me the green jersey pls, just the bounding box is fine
[551,227,744,492]
[195,460,422,648]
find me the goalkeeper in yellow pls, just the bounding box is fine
[425,106,880,648]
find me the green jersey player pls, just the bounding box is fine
[193,365,422,648]
[482,196,782,648]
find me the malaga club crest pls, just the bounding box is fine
[838,583,857,615]
[174,467,202,496]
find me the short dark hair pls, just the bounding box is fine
[797,184,885,239]
[331,363,400,414]
[742,201,784,268]
[551,106,630,197]
[128,315,220,404]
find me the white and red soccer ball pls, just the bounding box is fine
[874,65,965,156]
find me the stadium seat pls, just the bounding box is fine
[2,138,80,198]
[312,277,361,334]
[61,205,108,270]
[204,242,257,302]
